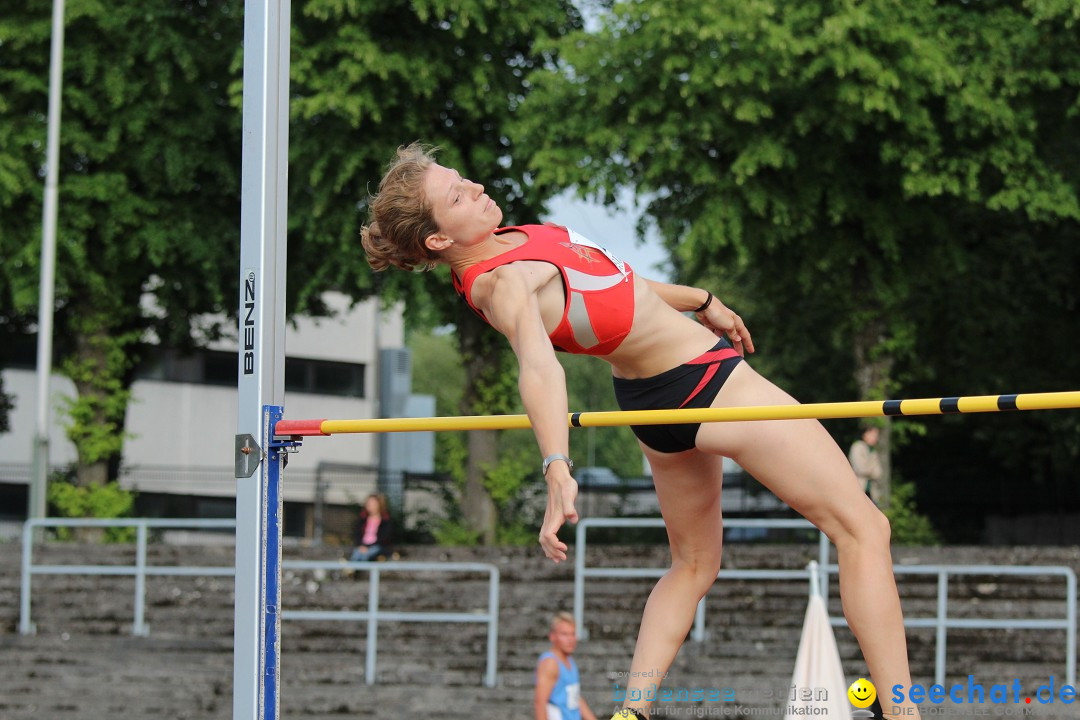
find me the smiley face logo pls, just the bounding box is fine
[847,678,876,708]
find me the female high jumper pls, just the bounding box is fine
[361,144,919,720]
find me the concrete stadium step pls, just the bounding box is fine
[2,541,1079,720]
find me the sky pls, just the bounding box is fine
[544,189,672,281]
[535,6,675,283]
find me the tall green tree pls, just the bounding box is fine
[2,1,583,526]
[519,0,1080,514]
[0,1,243,486]
[287,0,584,542]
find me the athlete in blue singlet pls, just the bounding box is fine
[534,612,596,720]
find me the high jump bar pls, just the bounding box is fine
[275,390,1080,436]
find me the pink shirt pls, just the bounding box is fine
[362,516,381,546]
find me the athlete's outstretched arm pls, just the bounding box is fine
[642,277,714,313]
[642,278,755,355]
[480,264,579,563]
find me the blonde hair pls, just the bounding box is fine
[549,611,576,632]
[360,143,442,272]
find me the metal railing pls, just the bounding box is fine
[22,517,1075,689]
[19,518,237,636]
[19,518,500,687]
[573,517,829,641]
[282,561,500,687]
[824,563,1077,687]
[574,518,1077,686]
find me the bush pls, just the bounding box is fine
[884,480,940,546]
[431,518,482,546]
[47,480,137,542]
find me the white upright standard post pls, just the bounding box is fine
[234,0,290,718]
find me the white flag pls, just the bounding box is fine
[784,593,852,719]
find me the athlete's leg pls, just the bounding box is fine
[619,448,725,717]
[695,362,919,719]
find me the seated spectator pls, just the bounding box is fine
[349,493,394,562]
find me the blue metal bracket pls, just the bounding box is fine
[261,404,284,720]
[267,410,302,468]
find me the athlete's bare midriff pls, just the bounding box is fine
[601,277,720,379]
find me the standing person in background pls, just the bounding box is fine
[350,493,394,562]
[535,612,597,720]
[849,426,884,506]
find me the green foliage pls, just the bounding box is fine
[520,0,1079,373]
[284,0,584,316]
[431,518,482,547]
[884,480,940,547]
[1,0,243,483]
[408,328,470,481]
[47,479,137,542]
[59,322,139,463]
[431,447,545,546]
[428,444,546,547]
[495,520,539,547]
[560,352,644,478]
[7,0,1074,543]
[482,443,531,506]
[485,442,546,544]
[284,0,586,542]
[410,327,544,544]
[1,0,582,499]
[519,0,1080,538]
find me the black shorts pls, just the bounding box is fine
[612,339,743,453]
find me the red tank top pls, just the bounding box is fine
[453,224,636,356]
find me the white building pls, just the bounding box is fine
[0,294,431,540]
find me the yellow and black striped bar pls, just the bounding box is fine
[273,390,1080,437]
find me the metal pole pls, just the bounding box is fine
[935,572,948,687]
[573,520,588,640]
[235,0,290,717]
[313,463,325,546]
[262,407,285,717]
[19,520,38,635]
[485,567,499,688]
[807,560,820,598]
[692,597,706,642]
[366,568,380,685]
[1066,570,1076,687]
[29,0,66,531]
[817,532,830,603]
[134,522,148,636]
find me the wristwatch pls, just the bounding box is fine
[542,453,574,476]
